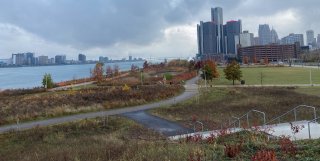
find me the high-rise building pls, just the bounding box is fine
[38,56,49,65]
[224,20,242,55]
[240,31,254,47]
[12,53,26,65]
[259,24,271,45]
[11,53,35,65]
[281,33,304,46]
[211,7,224,53]
[306,30,315,45]
[253,37,260,46]
[78,54,86,63]
[197,21,218,57]
[270,28,279,44]
[25,52,35,65]
[55,55,66,64]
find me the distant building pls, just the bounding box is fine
[78,54,86,63]
[99,56,109,62]
[238,43,301,62]
[55,55,66,64]
[49,58,55,64]
[11,52,35,66]
[270,28,279,44]
[306,30,315,45]
[197,21,218,58]
[306,30,318,49]
[12,53,26,65]
[240,31,254,47]
[259,24,272,45]
[25,52,35,65]
[281,33,304,46]
[224,20,242,55]
[211,7,224,53]
[38,56,49,65]
[253,37,260,46]
[129,55,133,61]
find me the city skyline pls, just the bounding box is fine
[0,0,320,60]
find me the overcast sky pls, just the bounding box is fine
[0,0,319,60]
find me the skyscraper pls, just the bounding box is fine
[281,33,304,46]
[306,30,315,45]
[240,31,254,47]
[270,28,279,44]
[211,7,224,53]
[78,54,86,63]
[55,55,66,64]
[259,24,271,45]
[197,21,218,57]
[224,20,242,55]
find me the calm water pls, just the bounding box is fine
[0,62,144,89]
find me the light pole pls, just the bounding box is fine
[310,69,313,86]
[140,70,144,86]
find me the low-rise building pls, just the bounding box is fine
[238,43,301,62]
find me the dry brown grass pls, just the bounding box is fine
[0,85,183,125]
[151,87,320,130]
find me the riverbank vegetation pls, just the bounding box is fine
[0,60,197,126]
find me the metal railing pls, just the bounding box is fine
[308,117,320,139]
[228,109,266,129]
[266,105,317,125]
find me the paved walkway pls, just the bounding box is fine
[123,111,192,136]
[0,77,199,134]
[170,121,320,141]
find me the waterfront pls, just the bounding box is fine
[0,61,144,89]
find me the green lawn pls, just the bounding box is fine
[205,67,320,85]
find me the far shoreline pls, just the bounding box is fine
[0,60,145,69]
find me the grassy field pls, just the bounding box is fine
[1,116,319,161]
[150,87,320,130]
[205,67,320,85]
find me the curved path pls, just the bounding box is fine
[0,77,199,134]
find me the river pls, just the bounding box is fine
[0,61,144,89]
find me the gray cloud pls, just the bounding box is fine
[0,0,319,59]
[0,0,208,49]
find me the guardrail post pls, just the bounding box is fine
[247,113,250,127]
[308,122,311,139]
[294,108,297,121]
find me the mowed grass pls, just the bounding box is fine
[207,67,320,85]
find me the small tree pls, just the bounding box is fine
[42,73,54,89]
[143,61,149,70]
[243,56,249,64]
[207,60,220,79]
[224,61,242,85]
[253,54,257,64]
[201,64,213,81]
[106,65,113,78]
[92,62,104,82]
